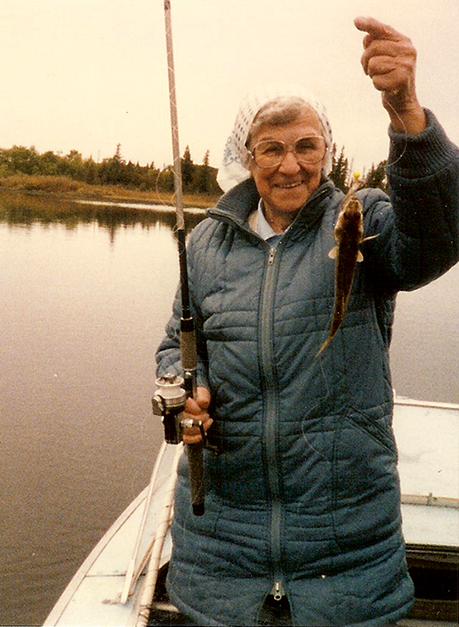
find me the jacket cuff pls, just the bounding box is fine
[387,109,458,179]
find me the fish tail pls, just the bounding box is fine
[316,335,333,357]
[316,300,346,357]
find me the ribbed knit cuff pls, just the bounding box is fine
[387,109,458,179]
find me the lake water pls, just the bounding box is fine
[0,193,458,626]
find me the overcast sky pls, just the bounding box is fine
[1,0,458,174]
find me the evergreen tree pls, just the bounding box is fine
[328,144,349,192]
[181,145,194,191]
[114,143,123,163]
[196,150,211,193]
[99,145,125,185]
[364,161,387,192]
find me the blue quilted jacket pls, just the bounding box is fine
[156,111,459,626]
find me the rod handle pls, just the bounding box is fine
[180,319,197,374]
[187,441,204,516]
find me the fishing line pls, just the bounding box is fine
[153,167,186,241]
[346,72,367,185]
[154,167,173,212]
[383,98,409,169]
[300,338,333,462]
[300,296,334,463]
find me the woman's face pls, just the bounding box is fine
[249,108,326,220]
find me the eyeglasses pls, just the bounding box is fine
[248,135,327,168]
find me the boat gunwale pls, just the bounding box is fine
[43,487,149,626]
[394,396,459,411]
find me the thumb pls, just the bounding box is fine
[195,386,211,410]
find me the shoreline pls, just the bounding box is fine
[0,174,221,210]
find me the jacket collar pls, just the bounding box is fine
[208,177,335,236]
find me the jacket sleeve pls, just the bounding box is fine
[155,232,210,390]
[362,109,459,292]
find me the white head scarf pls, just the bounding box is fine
[217,83,333,193]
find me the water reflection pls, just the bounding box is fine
[0,191,206,241]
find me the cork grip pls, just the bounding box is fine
[181,328,197,372]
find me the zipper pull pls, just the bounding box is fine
[268,247,276,265]
[273,581,284,601]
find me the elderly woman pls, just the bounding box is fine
[156,16,459,627]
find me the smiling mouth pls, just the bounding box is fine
[276,181,304,189]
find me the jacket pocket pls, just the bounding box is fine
[346,405,397,456]
[331,407,401,549]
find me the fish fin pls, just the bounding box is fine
[358,233,380,261]
[362,233,380,243]
[328,246,338,259]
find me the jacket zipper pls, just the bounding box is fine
[207,191,332,601]
[260,243,284,598]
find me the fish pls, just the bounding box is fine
[317,178,377,356]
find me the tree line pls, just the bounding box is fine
[0,144,222,195]
[0,143,387,195]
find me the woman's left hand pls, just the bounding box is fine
[354,16,426,134]
[182,386,213,445]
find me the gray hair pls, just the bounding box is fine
[244,97,331,172]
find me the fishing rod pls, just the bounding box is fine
[154,0,204,517]
[121,4,204,601]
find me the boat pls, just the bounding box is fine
[43,396,459,626]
